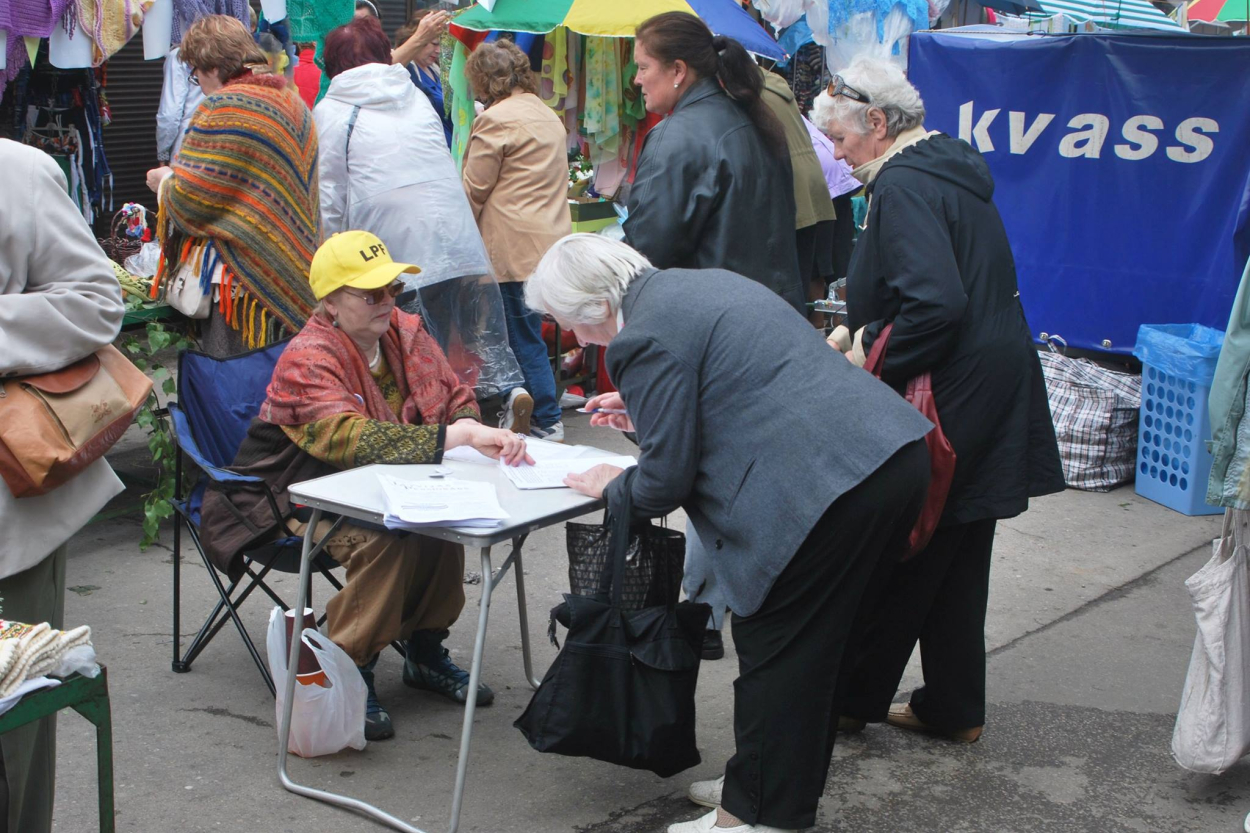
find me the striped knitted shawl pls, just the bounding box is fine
[158,73,320,341]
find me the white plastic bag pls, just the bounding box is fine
[266,606,367,758]
[1172,510,1250,773]
[123,241,162,278]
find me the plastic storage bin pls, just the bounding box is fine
[1135,364,1221,515]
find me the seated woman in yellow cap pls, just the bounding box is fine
[200,231,532,742]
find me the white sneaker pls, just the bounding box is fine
[687,775,724,808]
[530,420,564,443]
[499,388,533,435]
[666,808,796,833]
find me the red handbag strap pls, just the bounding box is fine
[862,323,894,379]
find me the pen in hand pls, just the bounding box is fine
[577,407,628,415]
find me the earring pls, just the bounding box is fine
[673,82,679,89]
[332,319,340,328]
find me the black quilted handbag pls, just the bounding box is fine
[565,511,684,611]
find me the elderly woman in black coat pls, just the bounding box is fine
[812,57,1065,743]
[625,12,804,314]
[526,234,933,832]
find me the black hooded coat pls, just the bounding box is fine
[845,132,1065,525]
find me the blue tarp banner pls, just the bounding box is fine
[908,32,1250,353]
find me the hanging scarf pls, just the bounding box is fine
[78,0,155,65]
[582,35,621,163]
[539,25,569,112]
[155,73,320,341]
[260,309,478,428]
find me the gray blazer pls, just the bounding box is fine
[603,268,932,617]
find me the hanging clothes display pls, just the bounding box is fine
[539,25,569,112]
[561,28,581,149]
[78,0,157,65]
[170,0,249,47]
[581,35,621,165]
[788,42,825,117]
[2,39,111,223]
[287,0,352,102]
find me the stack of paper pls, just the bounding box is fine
[500,441,637,491]
[376,474,510,530]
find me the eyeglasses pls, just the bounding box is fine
[189,69,200,87]
[340,281,404,306]
[826,75,870,104]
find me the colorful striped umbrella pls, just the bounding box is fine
[1188,0,1249,22]
[1033,0,1185,29]
[453,0,786,60]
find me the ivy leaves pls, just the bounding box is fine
[121,322,195,550]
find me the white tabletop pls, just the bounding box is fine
[287,459,605,547]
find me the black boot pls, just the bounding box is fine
[403,629,495,706]
[701,628,725,661]
[359,654,394,740]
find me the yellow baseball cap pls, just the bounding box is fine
[309,231,420,301]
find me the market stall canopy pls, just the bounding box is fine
[1032,0,1186,29]
[1188,0,1250,21]
[453,0,786,60]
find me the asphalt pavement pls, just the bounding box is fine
[46,414,1246,832]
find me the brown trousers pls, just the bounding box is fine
[288,520,466,666]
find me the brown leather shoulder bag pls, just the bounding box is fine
[0,346,153,498]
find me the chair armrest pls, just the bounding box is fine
[168,402,261,485]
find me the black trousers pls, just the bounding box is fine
[838,517,998,730]
[722,440,928,829]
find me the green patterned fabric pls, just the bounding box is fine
[288,0,353,105]
[450,39,475,167]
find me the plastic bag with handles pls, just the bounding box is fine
[266,606,367,757]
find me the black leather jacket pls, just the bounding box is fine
[624,78,804,314]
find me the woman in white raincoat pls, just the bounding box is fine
[313,15,523,400]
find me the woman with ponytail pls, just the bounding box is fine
[625,12,804,315]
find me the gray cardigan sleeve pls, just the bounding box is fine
[0,146,125,376]
[604,335,700,521]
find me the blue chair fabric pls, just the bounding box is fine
[170,341,351,696]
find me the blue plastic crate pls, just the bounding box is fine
[1134,364,1221,515]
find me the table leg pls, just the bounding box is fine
[94,694,115,833]
[448,545,495,833]
[274,510,425,833]
[510,538,542,689]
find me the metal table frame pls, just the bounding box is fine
[279,462,603,832]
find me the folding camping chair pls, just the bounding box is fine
[167,342,403,696]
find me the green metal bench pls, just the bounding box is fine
[0,667,114,832]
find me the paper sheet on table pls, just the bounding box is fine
[501,455,638,490]
[445,439,620,465]
[376,475,509,529]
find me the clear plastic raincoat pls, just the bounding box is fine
[314,62,523,399]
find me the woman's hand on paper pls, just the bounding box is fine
[564,463,624,498]
[584,392,634,432]
[446,422,534,466]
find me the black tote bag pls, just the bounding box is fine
[514,468,712,777]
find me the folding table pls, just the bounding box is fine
[281,460,603,832]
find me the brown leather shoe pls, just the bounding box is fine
[886,703,983,743]
[837,715,867,734]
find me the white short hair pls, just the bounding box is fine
[524,234,652,326]
[809,57,925,139]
